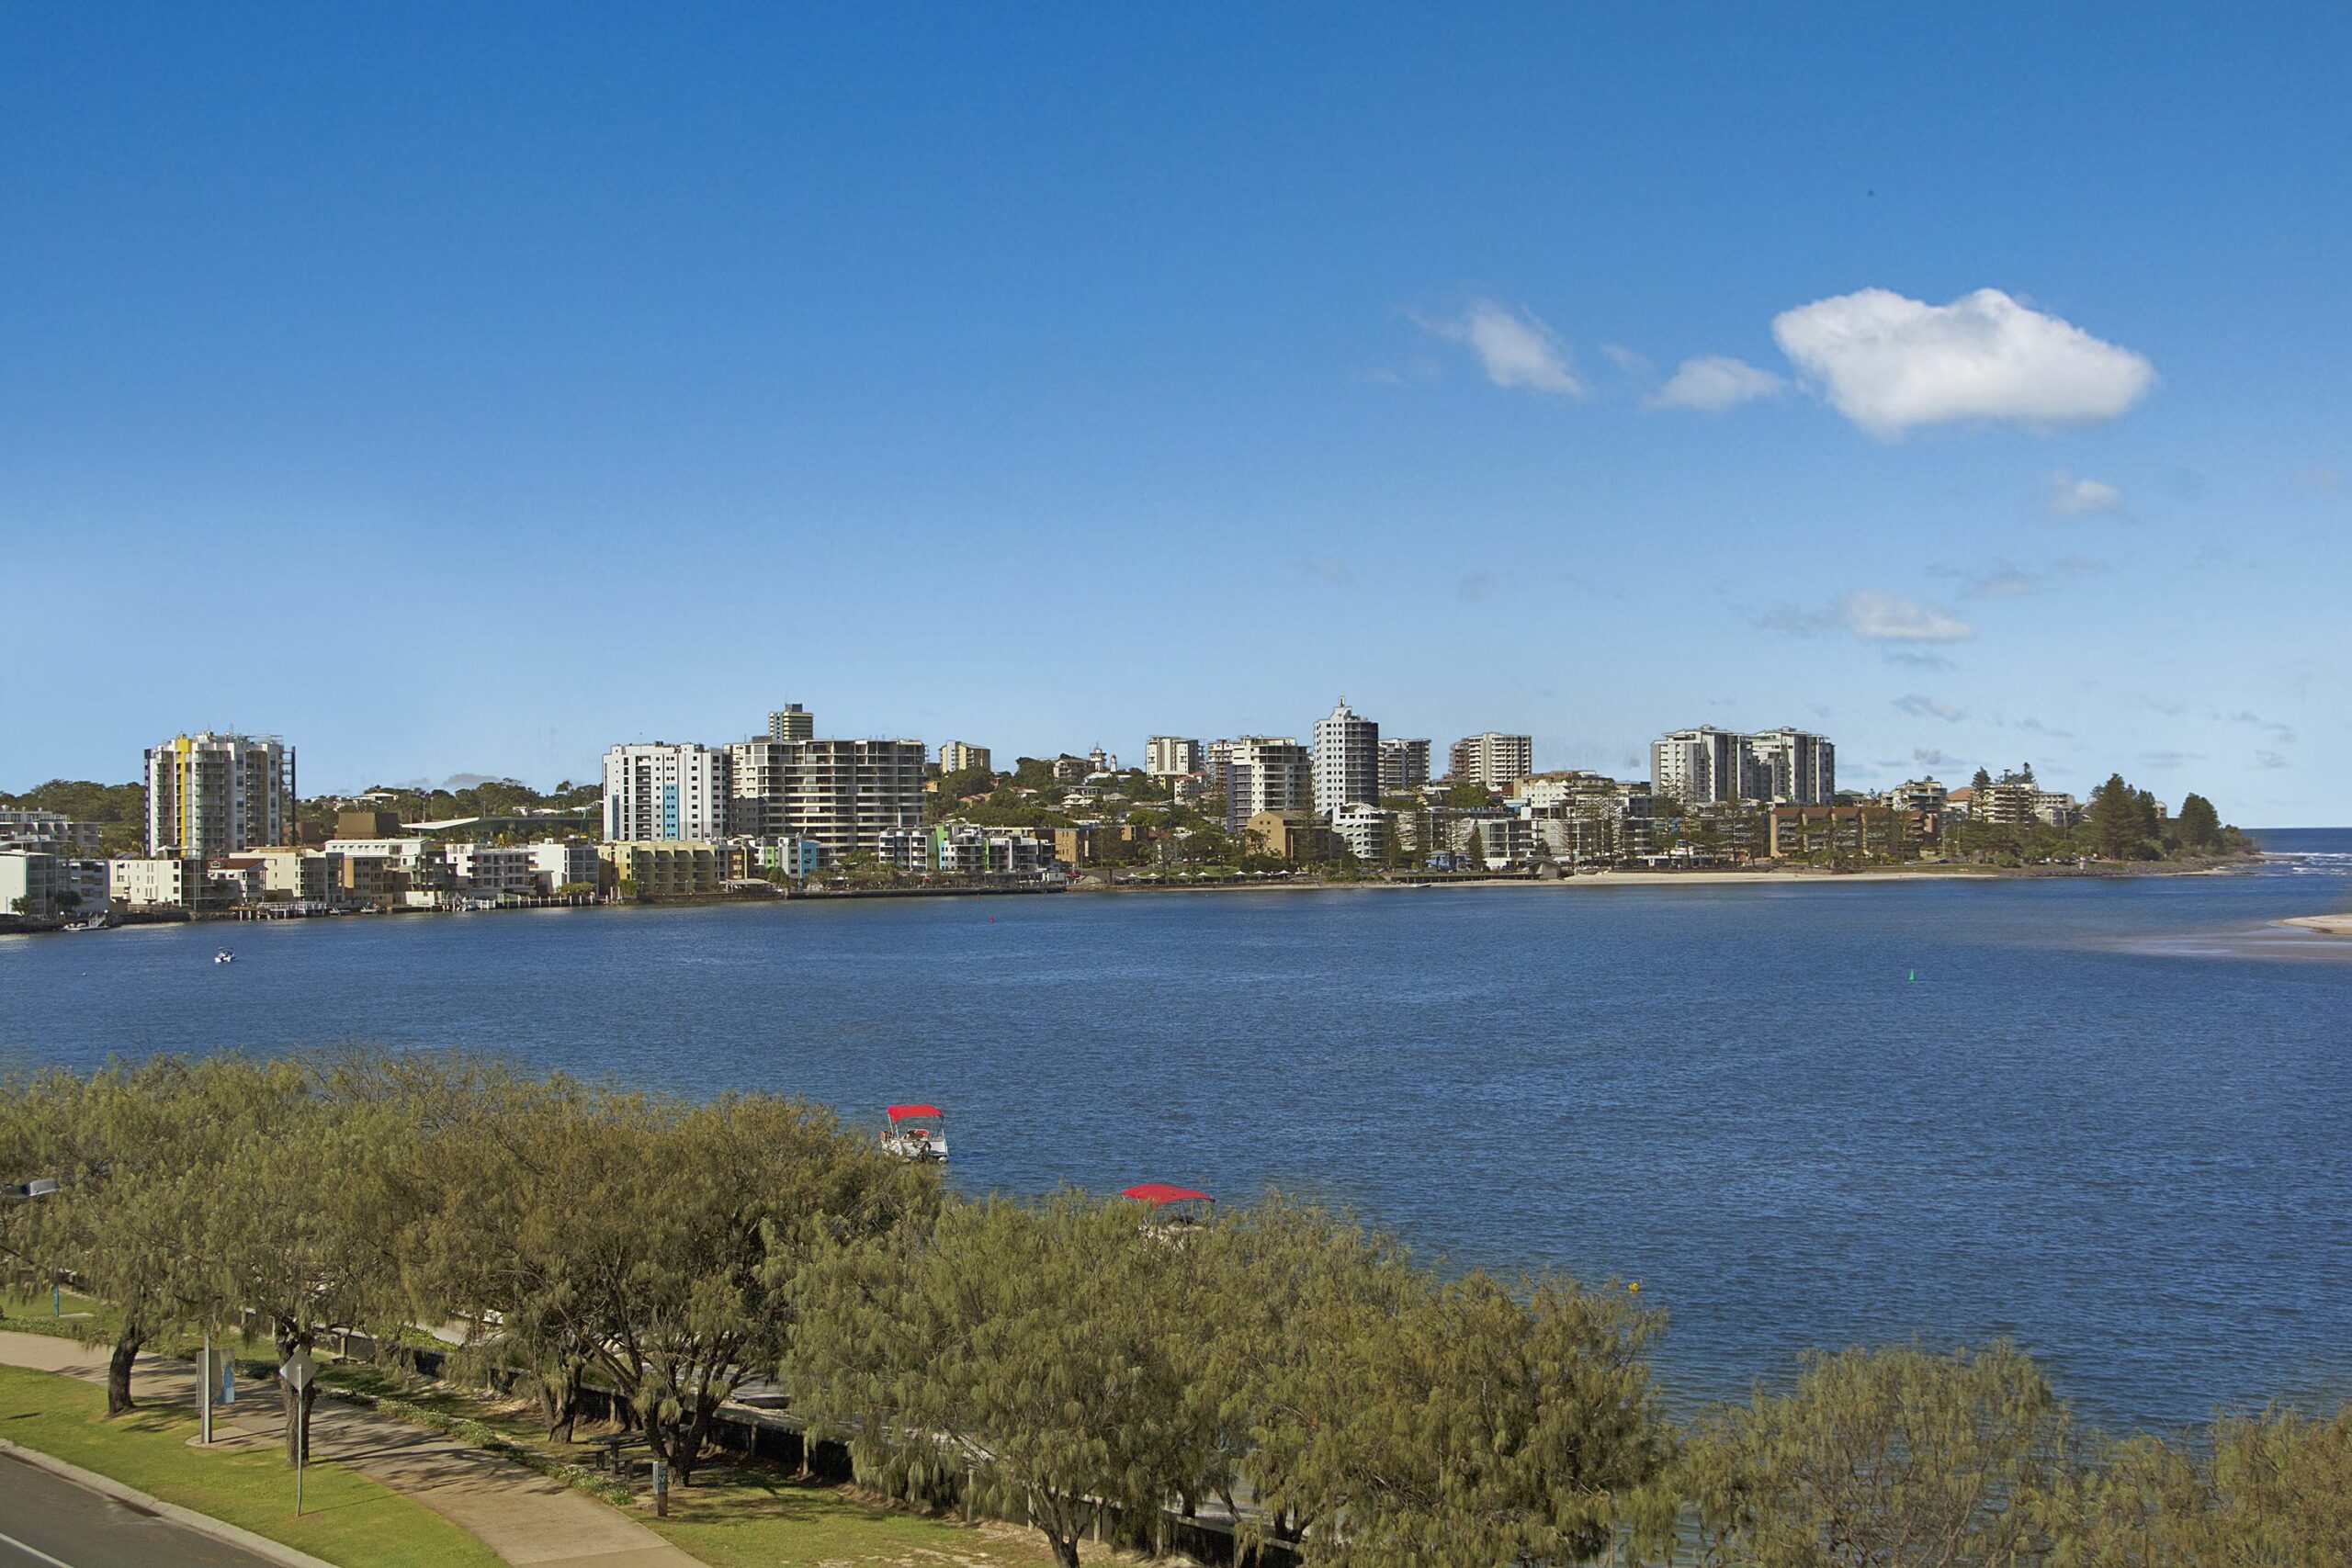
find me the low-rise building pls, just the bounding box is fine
[440,842,537,899]
[930,824,1050,876]
[1889,776,1949,815]
[109,855,218,909]
[599,840,722,897]
[0,809,103,855]
[1,851,62,919]
[526,840,602,894]
[1244,810,1334,863]
[1768,806,1938,860]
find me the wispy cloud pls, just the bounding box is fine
[1882,649,1956,671]
[2296,465,2343,492]
[1417,299,1587,395]
[1894,694,1968,722]
[1456,571,1497,603]
[1771,288,2155,438]
[1841,591,1974,641]
[1295,555,1354,587]
[1644,355,1788,412]
[2045,470,2126,516]
[1929,555,2108,599]
[1912,748,1960,767]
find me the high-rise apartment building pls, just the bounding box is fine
[1450,732,1533,790]
[144,731,295,856]
[1222,737,1311,832]
[726,734,926,858]
[603,742,730,841]
[767,705,814,742]
[1312,699,1381,818]
[1378,738,1430,794]
[1743,728,1835,806]
[1650,727,1834,806]
[776,739,927,859]
[1145,736,1204,777]
[937,740,991,774]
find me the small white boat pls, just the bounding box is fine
[880,1104,948,1163]
[213,949,235,964]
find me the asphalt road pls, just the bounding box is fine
[0,1452,284,1568]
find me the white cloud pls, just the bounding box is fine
[1645,355,1788,412]
[2046,470,2125,515]
[1771,288,2155,438]
[1600,343,1653,377]
[1420,299,1587,395]
[1840,590,1974,642]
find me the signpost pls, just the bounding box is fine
[199,1336,213,1445]
[279,1348,314,1516]
[652,1459,670,1518]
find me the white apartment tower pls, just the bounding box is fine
[144,731,295,856]
[937,740,991,774]
[603,742,730,841]
[1145,736,1204,777]
[1222,736,1311,832]
[1650,726,1834,806]
[767,705,815,742]
[1744,728,1836,806]
[1379,738,1431,794]
[1450,732,1534,790]
[1312,699,1381,818]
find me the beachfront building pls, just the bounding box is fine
[937,739,990,775]
[1450,732,1534,791]
[1312,699,1381,819]
[0,852,62,919]
[234,846,340,903]
[440,842,537,899]
[108,855,219,910]
[1146,736,1204,777]
[144,731,295,857]
[767,705,815,742]
[1378,738,1431,794]
[599,840,722,897]
[603,742,729,841]
[929,823,1051,877]
[1244,809,1334,863]
[526,840,602,894]
[1223,737,1312,832]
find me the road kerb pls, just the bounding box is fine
[0,1438,343,1568]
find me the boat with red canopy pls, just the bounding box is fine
[881,1103,949,1163]
[1121,1182,1214,1229]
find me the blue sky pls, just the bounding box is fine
[3,5,2345,822]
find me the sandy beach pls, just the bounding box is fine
[2280,912,2352,935]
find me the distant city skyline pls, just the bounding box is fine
[2,8,2343,822]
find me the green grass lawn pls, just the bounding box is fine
[643,1463,1066,1568]
[0,1362,503,1568]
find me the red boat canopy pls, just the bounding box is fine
[1122,1183,1213,1205]
[887,1104,944,1122]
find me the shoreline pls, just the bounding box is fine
[2279,912,2352,935]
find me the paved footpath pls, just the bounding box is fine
[0,1332,697,1568]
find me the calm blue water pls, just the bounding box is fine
[5,830,2348,1431]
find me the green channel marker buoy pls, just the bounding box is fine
[1908,969,1916,982]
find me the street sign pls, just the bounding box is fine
[279,1349,314,1392]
